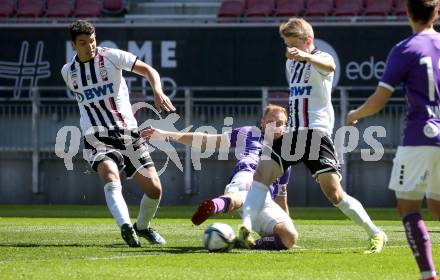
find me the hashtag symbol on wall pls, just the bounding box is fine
[0,41,51,99]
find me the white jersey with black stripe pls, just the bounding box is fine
[286,49,335,136]
[61,47,138,135]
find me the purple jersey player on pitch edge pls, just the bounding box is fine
[143,104,298,250]
[347,1,440,279]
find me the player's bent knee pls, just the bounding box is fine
[223,193,242,212]
[97,161,120,183]
[146,177,162,199]
[273,222,298,249]
[135,171,162,199]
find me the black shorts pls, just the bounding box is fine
[266,129,341,179]
[83,129,154,179]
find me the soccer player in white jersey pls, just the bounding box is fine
[60,20,176,247]
[238,17,387,254]
[348,1,440,278]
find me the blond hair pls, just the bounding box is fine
[263,104,288,120]
[279,17,314,40]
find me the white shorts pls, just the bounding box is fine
[389,146,440,200]
[253,196,294,237]
[224,171,253,194]
[236,189,294,237]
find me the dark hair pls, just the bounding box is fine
[407,0,439,24]
[69,20,95,42]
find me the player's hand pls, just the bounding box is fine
[346,110,360,125]
[141,127,167,141]
[154,92,176,113]
[285,47,311,62]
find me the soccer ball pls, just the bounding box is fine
[203,222,236,252]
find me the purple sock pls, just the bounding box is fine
[253,235,288,251]
[402,212,436,278]
[212,197,231,214]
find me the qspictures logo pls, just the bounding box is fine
[0,41,51,98]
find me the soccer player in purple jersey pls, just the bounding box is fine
[347,1,440,279]
[143,105,298,250]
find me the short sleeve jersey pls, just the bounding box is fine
[380,32,440,146]
[61,47,138,135]
[286,49,335,135]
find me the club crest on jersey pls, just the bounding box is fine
[76,82,114,103]
[290,85,312,96]
[100,69,108,81]
[71,73,78,89]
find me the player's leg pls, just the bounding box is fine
[309,132,385,253]
[398,198,436,280]
[318,172,386,253]
[130,166,166,245]
[123,130,165,244]
[390,146,437,279]
[252,199,298,250]
[84,131,140,247]
[239,159,283,248]
[239,133,289,248]
[97,160,131,227]
[191,171,253,225]
[96,159,140,247]
[191,193,242,225]
[241,153,284,230]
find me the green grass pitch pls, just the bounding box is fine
[0,205,439,279]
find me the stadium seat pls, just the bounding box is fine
[364,0,393,16]
[75,0,102,17]
[103,0,125,15]
[275,0,304,17]
[16,0,45,17]
[394,0,406,17]
[246,0,273,9]
[46,0,74,17]
[0,0,15,17]
[304,0,333,17]
[334,0,363,16]
[244,0,274,17]
[218,0,245,22]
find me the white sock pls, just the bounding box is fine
[335,194,381,238]
[103,182,131,227]
[136,194,160,230]
[242,181,268,230]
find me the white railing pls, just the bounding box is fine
[0,86,406,195]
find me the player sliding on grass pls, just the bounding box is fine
[143,104,298,250]
[238,17,387,254]
[348,0,440,278]
[61,20,176,247]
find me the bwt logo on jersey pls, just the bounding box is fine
[290,86,312,96]
[76,82,114,103]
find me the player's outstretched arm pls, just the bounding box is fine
[132,60,176,113]
[346,86,393,125]
[142,127,230,149]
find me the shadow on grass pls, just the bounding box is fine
[0,243,127,248]
[119,246,206,254]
